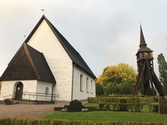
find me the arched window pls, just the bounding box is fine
[86,77,89,93]
[45,87,49,95]
[91,80,93,94]
[80,74,83,92]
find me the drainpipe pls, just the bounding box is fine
[51,81,56,102]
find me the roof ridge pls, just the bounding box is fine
[0,43,25,80]
[0,43,39,80]
[23,43,40,79]
[44,18,96,79]
[24,15,96,79]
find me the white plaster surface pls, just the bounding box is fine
[0,19,96,101]
[36,81,53,101]
[72,65,96,100]
[27,20,73,101]
[1,80,37,100]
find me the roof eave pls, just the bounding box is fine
[73,62,96,79]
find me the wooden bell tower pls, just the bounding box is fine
[133,25,165,96]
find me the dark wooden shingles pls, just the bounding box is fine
[1,43,56,84]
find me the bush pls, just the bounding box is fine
[148,104,158,112]
[0,118,166,125]
[4,99,13,105]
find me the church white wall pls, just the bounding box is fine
[27,20,72,101]
[36,81,53,101]
[0,80,37,100]
[72,65,96,100]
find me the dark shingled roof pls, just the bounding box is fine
[1,43,56,84]
[25,15,96,79]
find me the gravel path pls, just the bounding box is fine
[0,102,70,119]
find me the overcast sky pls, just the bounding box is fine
[0,0,167,78]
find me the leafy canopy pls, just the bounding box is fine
[96,63,137,95]
[157,53,167,93]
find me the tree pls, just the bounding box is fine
[157,53,167,93]
[96,75,102,85]
[117,63,136,82]
[96,83,104,96]
[96,75,104,96]
[104,82,118,95]
[102,66,121,87]
[119,82,132,95]
[96,63,137,95]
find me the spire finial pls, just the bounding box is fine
[41,9,45,15]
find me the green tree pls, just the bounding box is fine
[157,53,167,93]
[96,83,104,96]
[104,82,118,95]
[119,82,132,95]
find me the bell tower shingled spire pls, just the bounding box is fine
[140,25,147,48]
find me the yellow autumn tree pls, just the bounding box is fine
[96,63,137,95]
[96,75,102,84]
[102,66,121,86]
[117,63,137,94]
[117,63,137,84]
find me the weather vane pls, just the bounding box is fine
[41,9,45,15]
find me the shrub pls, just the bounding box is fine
[4,98,13,105]
[148,104,158,112]
[0,118,167,125]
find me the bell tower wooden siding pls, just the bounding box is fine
[134,26,165,96]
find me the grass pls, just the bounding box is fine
[41,111,167,122]
[83,103,98,107]
[40,103,167,122]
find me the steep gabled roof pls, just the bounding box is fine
[24,15,96,79]
[1,42,56,84]
[137,25,153,54]
[140,25,147,48]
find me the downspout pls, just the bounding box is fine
[71,63,75,101]
[51,81,56,102]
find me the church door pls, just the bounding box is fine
[15,82,23,100]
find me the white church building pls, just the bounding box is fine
[0,15,96,102]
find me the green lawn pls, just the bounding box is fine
[41,111,167,122]
[40,103,167,122]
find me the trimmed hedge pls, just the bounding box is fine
[0,118,167,125]
[88,96,155,104]
[88,96,161,112]
[98,102,143,112]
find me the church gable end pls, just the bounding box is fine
[25,15,96,79]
